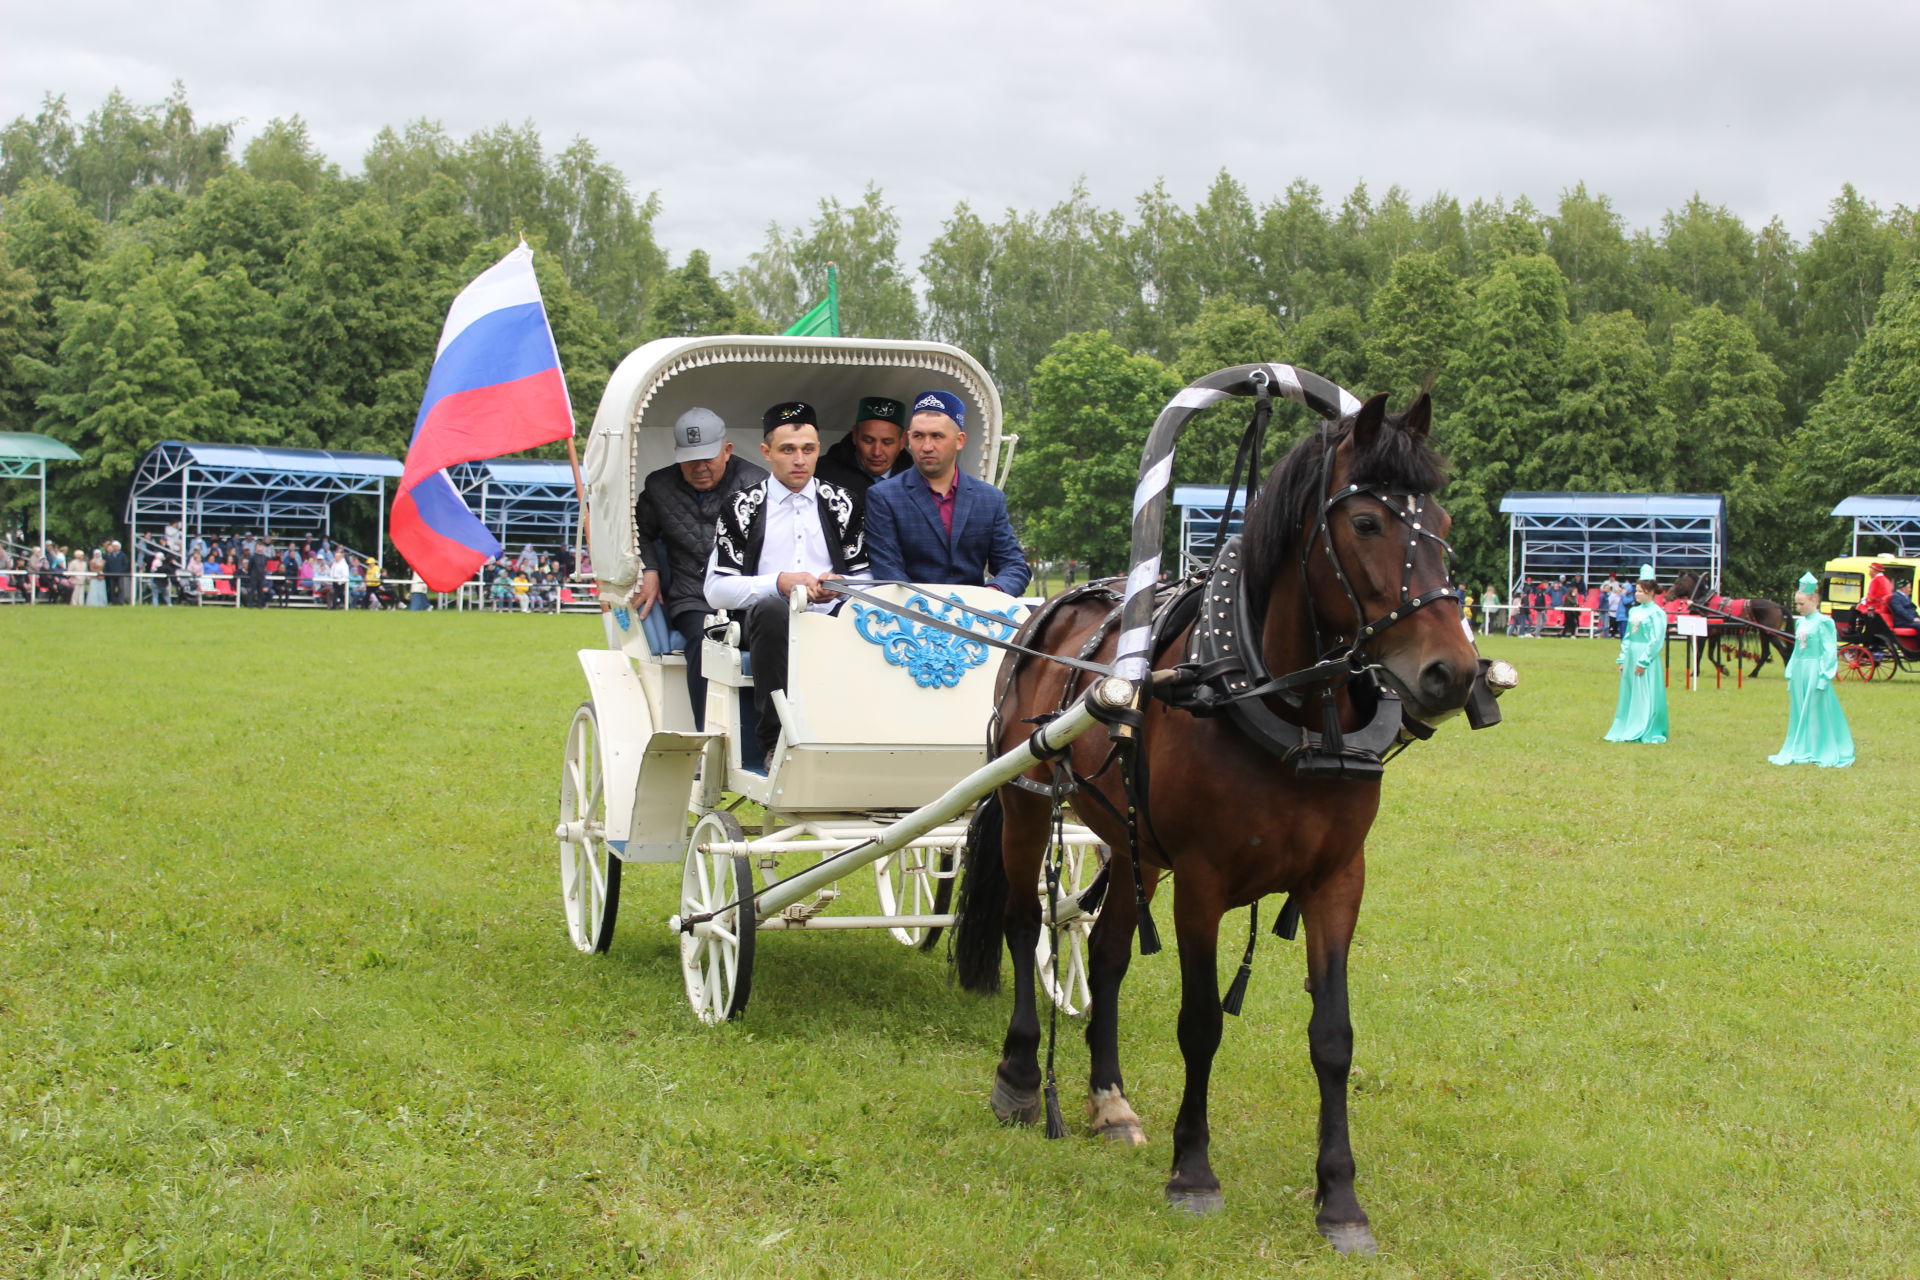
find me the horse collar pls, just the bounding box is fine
[1182,534,1405,778]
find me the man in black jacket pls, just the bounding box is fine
[103,540,130,604]
[814,396,910,495]
[634,407,767,726]
[245,543,270,608]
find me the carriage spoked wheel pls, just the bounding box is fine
[874,844,955,949]
[1871,646,1899,681]
[558,702,621,953]
[1838,643,1877,682]
[678,811,756,1024]
[1037,842,1107,1017]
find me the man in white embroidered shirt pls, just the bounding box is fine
[704,400,871,766]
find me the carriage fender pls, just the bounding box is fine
[577,648,653,851]
[576,649,713,860]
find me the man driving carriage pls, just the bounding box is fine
[704,401,870,764]
[634,407,768,726]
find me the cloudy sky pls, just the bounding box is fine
[6,0,1915,271]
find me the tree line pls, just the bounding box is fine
[3,87,1917,588]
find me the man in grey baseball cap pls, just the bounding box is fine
[635,407,767,725]
[673,407,728,464]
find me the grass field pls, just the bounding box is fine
[3,608,1917,1279]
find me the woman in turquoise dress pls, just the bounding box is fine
[1769,571,1855,767]
[1605,571,1669,743]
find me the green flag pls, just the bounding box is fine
[783,263,839,336]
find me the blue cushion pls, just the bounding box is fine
[639,608,687,656]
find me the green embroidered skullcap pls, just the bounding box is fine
[1639,563,1655,580]
[854,396,905,428]
[1798,571,1819,594]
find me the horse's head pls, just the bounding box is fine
[1245,392,1478,725]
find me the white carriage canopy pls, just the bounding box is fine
[1,431,82,543]
[124,440,404,552]
[584,336,1005,602]
[1831,495,1920,557]
[1499,492,1726,591]
[449,458,582,557]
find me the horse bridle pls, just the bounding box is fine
[1282,439,1463,692]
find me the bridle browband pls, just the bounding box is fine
[1295,435,1463,680]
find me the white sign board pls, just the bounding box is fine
[1675,614,1709,637]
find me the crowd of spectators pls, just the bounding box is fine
[478,543,583,612]
[0,531,130,605]
[1493,575,1638,638]
[4,519,595,613]
[2,521,396,609]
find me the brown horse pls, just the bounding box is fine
[954,390,1481,1254]
[1669,571,1794,676]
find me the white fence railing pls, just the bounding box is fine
[2,567,607,613]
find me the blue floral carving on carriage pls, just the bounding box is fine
[851,592,1020,688]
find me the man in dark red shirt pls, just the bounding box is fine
[864,390,1029,594]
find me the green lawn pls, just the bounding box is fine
[3,609,1916,1279]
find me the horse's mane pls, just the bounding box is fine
[1239,405,1450,615]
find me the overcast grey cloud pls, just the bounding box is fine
[6,0,1916,269]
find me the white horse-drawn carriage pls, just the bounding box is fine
[557,336,1118,1022]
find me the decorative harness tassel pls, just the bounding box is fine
[1220,901,1258,1016]
[1043,772,1069,1138]
[1121,762,1162,956]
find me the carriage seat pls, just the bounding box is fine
[701,612,753,685]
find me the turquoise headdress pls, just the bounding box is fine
[1798,571,1818,594]
[1639,563,1655,580]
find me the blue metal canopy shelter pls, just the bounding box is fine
[1499,492,1725,591]
[1,432,82,543]
[123,440,403,555]
[1831,495,1920,556]
[1173,484,1247,574]
[449,458,582,556]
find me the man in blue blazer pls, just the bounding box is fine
[865,390,1030,594]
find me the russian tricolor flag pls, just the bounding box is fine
[392,242,575,590]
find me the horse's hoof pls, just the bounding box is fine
[1165,1188,1224,1216]
[1093,1119,1147,1146]
[1086,1087,1147,1145]
[989,1074,1040,1127]
[1319,1223,1378,1255]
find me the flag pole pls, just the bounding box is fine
[565,434,588,564]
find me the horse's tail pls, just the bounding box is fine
[952,792,1007,994]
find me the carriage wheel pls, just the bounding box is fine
[679,811,756,1024]
[1838,644,1876,682]
[875,844,956,948]
[558,702,621,953]
[1872,647,1899,680]
[1037,841,1107,1017]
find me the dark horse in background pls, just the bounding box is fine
[954,392,1480,1254]
[1667,571,1793,677]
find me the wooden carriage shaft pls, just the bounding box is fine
[739,687,1126,925]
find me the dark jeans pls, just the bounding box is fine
[740,595,791,757]
[673,609,709,730]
